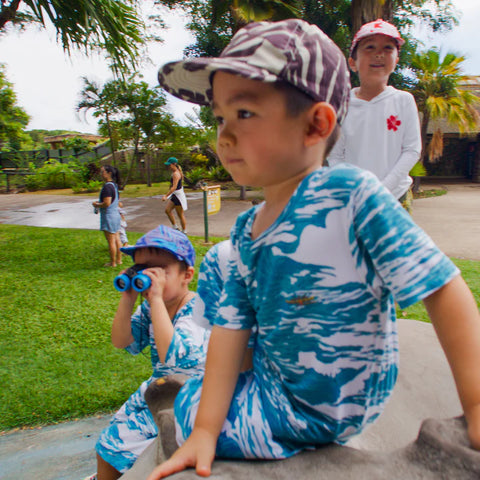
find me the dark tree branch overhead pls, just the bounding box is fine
[0,0,146,74]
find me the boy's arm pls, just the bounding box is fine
[111,289,138,348]
[423,275,480,449]
[146,325,251,480]
[142,268,175,363]
[382,94,421,193]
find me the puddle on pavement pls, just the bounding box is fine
[0,192,201,230]
[0,200,101,230]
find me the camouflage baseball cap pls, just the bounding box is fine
[158,19,350,124]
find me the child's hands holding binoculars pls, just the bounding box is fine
[114,264,167,301]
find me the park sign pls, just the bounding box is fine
[202,185,221,243]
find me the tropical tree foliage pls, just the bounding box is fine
[115,79,175,186]
[0,64,32,154]
[410,49,480,163]
[78,77,181,186]
[0,0,146,74]
[77,78,121,165]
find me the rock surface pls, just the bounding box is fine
[121,319,480,479]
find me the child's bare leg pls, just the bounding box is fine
[174,205,187,231]
[103,231,117,267]
[115,232,122,265]
[96,453,122,480]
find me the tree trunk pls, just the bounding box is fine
[123,133,140,188]
[105,113,117,168]
[351,0,394,34]
[420,110,430,165]
[146,152,152,188]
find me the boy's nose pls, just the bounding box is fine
[217,126,235,148]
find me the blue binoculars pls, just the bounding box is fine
[114,264,151,292]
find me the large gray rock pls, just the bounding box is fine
[121,319,480,479]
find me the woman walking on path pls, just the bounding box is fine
[162,157,188,233]
[92,165,122,267]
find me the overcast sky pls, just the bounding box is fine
[0,0,479,134]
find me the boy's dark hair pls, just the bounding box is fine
[350,37,399,61]
[273,81,340,158]
[134,247,189,271]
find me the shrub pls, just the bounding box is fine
[25,159,83,191]
[190,153,209,166]
[207,165,231,182]
[71,180,103,194]
[185,166,208,186]
[410,162,427,177]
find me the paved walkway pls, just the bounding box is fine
[0,181,479,258]
[0,181,479,480]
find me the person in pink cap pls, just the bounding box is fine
[328,19,421,212]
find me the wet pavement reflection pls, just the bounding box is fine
[0,199,100,229]
[0,191,237,236]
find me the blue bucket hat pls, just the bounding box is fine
[121,225,195,267]
[164,157,178,165]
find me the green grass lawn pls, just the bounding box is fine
[0,225,225,432]
[397,258,480,322]
[1,224,479,432]
[26,182,172,198]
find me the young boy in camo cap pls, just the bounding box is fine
[148,19,480,479]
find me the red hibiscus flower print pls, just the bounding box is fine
[387,115,401,131]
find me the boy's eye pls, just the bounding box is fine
[238,110,253,119]
[214,116,224,125]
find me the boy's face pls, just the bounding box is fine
[212,72,316,188]
[134,248,190,301]
[349,34,399,85]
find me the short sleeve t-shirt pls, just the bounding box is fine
[216,164,459,443]
[100,182,116,202]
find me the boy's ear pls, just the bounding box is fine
[184,266,195,284]
[348,56,357,72]
[305,102,337,147]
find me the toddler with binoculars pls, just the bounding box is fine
[91,225,210,480]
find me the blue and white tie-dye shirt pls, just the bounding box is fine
[126,297,210,377]
[216,164,459,443]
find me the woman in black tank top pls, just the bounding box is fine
[162,157,188,233]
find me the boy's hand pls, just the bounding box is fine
[146,428,217,479]
[142,267,167,302]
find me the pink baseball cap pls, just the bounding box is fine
[350,19,404,55]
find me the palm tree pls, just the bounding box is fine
[77,78,120,166]
[0,0,145,73]
[411,49,480,164]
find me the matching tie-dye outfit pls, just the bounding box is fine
[175,164,459,459]
[96,298,210,473]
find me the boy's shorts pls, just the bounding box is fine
[96,377,158,473]
[174,371,303,460]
